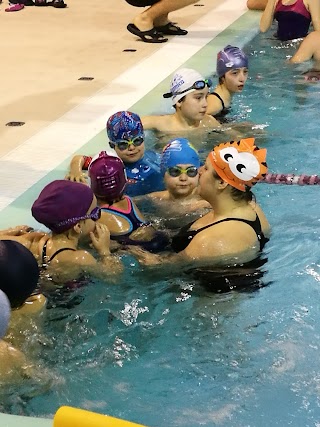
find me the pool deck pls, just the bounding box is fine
[0,0,262,229]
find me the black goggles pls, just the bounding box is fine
[167,166,199,178]
[110,136,144,151]
[163,79,212,98]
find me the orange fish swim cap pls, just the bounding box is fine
[208,138,267,192]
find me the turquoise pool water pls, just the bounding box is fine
[2,28,320,427]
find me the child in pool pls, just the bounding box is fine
[0,180,122,284]
[66,111,164,197]
[206,46,249,120]
[134,138,210,229]
[0,240,47,384]
[88,152,169,252]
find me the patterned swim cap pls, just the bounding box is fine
[216,45,249,78]
[161,138,200,175]
[89,151,127,201]
[208,138,267,191]
[106,111,144,143]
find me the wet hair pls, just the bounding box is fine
[212,169,254,202]
[0,240,39,309]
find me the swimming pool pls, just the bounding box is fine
[2,15,320,427]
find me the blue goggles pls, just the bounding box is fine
[54,206,101,229]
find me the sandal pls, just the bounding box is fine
[127,23,168,43]
[47,0,67,7]
[34,0,48,5]
[154,22,188,36]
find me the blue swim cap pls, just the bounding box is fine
[216,45,249,78]
[106,111,144,143]
[160,138,200,175]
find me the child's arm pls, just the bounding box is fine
[65,155,91,183]
[260,0,277,32]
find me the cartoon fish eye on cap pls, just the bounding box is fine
[209,138,267,192]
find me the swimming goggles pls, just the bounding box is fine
[110,136,144,151]
[167,166,198,178]
[163,79,212,98]
[54,206,101,229]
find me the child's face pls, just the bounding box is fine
[114,142,145,164]
[164,164,199,198]
[178,88,209,122]
[223,67,249,93]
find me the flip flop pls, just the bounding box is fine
[127,23,168,43]
[48,0,67,8]
[155,22,188,36]
[5,3,24,11]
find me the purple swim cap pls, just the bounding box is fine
[32,180,94,233]
[161,138,200,175]
[89,151,127,201]
[216,45,249,78]
[106,111,144,144]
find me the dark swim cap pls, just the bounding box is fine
[216,45,248,78]
[0,240,39,309]
[89,151,127,201]
[32,180,94,233]
[106,111,144,143]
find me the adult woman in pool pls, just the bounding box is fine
[260,0,320,41]
[130,138,270,268]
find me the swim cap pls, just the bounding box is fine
[208,138,267,191]
[89,151,127,201]
[160,138,200,175]
[0,290,10,338]
[216,45,249,78]
[163,68,206,106]
[0,240,39,309]
[106,111,144,143]
[32,180,94,233]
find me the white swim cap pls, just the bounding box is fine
[163,68,206,106]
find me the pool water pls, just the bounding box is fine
[2,33,320,427]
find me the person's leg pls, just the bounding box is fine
[246,0,267,10]
[290,31,320,63]
[133,0,199,31]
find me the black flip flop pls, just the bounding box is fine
[127,23,168,43]
[155,22,188,36]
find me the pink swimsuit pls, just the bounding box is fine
[274,0,311,40]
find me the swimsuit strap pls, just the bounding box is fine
[42,241,76,267]
[210,92,226,111]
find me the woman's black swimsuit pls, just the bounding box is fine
[171,215,268,253]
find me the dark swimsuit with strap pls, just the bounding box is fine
[171,215,268,253]
[210,92,231,122]
[41,241,76,268]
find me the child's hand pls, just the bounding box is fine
[65,172,88,184]
[90,223,111,256]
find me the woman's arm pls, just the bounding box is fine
[260,0,278,32]
[307,0,320,31]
